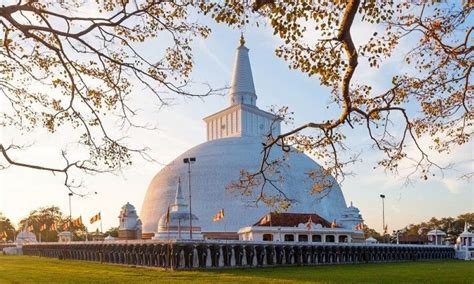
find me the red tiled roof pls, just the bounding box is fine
[253,212,332,228]
[398,235,428,243]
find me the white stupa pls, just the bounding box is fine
[338,201,364,230]
[16,221,37,246]
[141,35,350,237]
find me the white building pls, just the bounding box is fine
[140,36,358,239]
[427,229,446,246]
[238,212,364,243]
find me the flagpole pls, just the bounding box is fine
[100,212,103,234]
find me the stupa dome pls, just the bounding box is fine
[140,37,348,235]
[16,230,37,245]
[141,136,347,234]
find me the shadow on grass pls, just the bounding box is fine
[202,260,474,283]
[1,255,473,283]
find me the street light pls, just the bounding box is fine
[380,194,385,243]
[183,157,196,239]
[68,193,73,231]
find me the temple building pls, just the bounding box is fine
[238,212,364,243]
[15,222,37,246]
[118,202,142,240]
[141,36,361,239]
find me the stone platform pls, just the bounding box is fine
[22,240,455,270]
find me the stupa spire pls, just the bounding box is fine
[229,34,257,106]
[171,177,187,212]
[174,177,184,204]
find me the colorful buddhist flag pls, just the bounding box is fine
[90,212,101,224]
[73,216,83,227]
[262,214,271,225]
[39,224,47,232]
[62,222,69,231]
[212,208,225,222]
[50,223,57,231]
[306,216,313,231]
[354,223,364,231]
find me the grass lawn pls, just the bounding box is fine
[0,255,473,283]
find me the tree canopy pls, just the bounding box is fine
[1,1,472,207]
[0,212,15,242]
[18,205,87,241]
[0,0,217,193]
[208,0,472,207]
[394,212,474,243]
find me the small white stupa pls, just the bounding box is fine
[153,177,203,240]
[118,202,142,240]
[15,222,37,247]
[4,222,37,255]
[338,201,364,230]
[458,222,474,246]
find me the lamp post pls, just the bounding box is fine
[68,193,73,230]
[68,192,73,241]
[380,194,385,243]
[183,157,196,239]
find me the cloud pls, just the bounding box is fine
[441,178,465,195]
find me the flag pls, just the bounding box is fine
[90,212,101,224]
[73,216,83,227]
[62,222,69,231]
[50,223,57,231]
[39,224,47,232]
[119,210,127,223]
[165,206,170,225]
[212,208,225,222]
[262,214,271,225]
[331,220,337,228]
[306,216,313,231]
[355,223,364,231]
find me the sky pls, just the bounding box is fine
[0,5,473,234]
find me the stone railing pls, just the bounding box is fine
[0,243,16,251]
[22,240,455,269]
